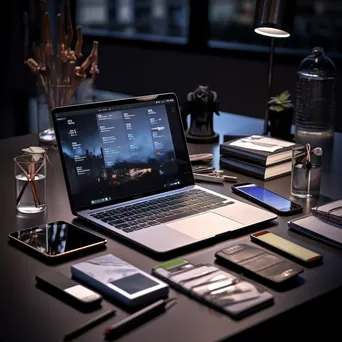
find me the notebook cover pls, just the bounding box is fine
[311,200,342,226]
[288,214,342,249]
[71,254,169,306]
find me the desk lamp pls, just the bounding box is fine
[253,0,296,134]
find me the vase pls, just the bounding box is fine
[37,83,71,148]
[269,107,293,141]
[37,79,95,148]
[14,154,47,214]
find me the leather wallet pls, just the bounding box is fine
[215,243,303,285]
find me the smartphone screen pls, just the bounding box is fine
[9,221,106,257]
[235,184,299,212]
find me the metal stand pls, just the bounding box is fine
[222,38,276,142]
[264,38,275,135]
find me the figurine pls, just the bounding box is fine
[181,85,220,143]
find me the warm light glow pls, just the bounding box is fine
[254,27,290,38]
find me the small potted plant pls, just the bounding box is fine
[268,90,294,141]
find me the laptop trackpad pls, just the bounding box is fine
[166,212,243,240]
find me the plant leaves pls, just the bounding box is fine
[270,105,284,112]
[279,90,290,102]
[282,102,293,108]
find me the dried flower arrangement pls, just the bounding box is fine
[24,0,99,125]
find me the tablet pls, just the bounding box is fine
[8,221,107,258]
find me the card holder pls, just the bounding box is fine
[169,265,218,283]
[152,259,274,319]
[191,277,239,297]
[215,243,303,285]
[205,282,261,306]
[182,270,236,290]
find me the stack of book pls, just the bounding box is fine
[219,135,295,181]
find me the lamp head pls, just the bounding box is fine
[253,0,297,38]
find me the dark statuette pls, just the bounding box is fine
[181,85,220,143]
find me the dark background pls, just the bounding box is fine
[2,0,342,139]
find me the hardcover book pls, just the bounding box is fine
[219,156,291,181]
[220,135,295,167]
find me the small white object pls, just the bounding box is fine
[313,147,323,156]
[64,284,101,302]
[230,136,294,153]
[22,146,47,162]
[22,146,46,154]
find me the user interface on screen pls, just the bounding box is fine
[10,222,105,256]
[237,184,294,211]
[54,97,188,209]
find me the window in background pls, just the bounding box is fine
[76,0,189,42]
[209,0,342,56]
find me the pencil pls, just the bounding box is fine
[64,309,115,341]
[104,298,176,340]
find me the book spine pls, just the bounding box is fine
[219,157,266,180]
[219,145,267,166]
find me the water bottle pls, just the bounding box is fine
[295,47,337,145]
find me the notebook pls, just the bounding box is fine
[220,156,291,180]
[288,210,342,249]
[220,135,295,167]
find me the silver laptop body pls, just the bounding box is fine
[52,93,276,253]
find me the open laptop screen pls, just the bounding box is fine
[53,93,193,211]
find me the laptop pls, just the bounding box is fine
[52,93,276,253]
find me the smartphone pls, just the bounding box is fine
[215,243,303,285]
[251,230,322,265]
[36,271,102,309]
[231,183,303,215]
[8,221,107,259]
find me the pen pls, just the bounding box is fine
[192,166,215,173]
[189,153,213,163]
[104,298,177,340]
[193,173,224,184]
[64,309,115,341]
[222,175,238,183]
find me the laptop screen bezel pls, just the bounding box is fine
[52,92,194,214]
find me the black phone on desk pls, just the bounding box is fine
[231,183,303,215]
[36,271,103,309]
[8,221,107,259]
[215,243,304,286]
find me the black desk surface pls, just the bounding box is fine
[2,133,342,342]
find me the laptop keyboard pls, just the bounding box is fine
[89,189,234,233]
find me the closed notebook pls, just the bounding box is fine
[311,200,342,226]
[220,156,291,181]
[288,214,342,249]
[220,135,295,167]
